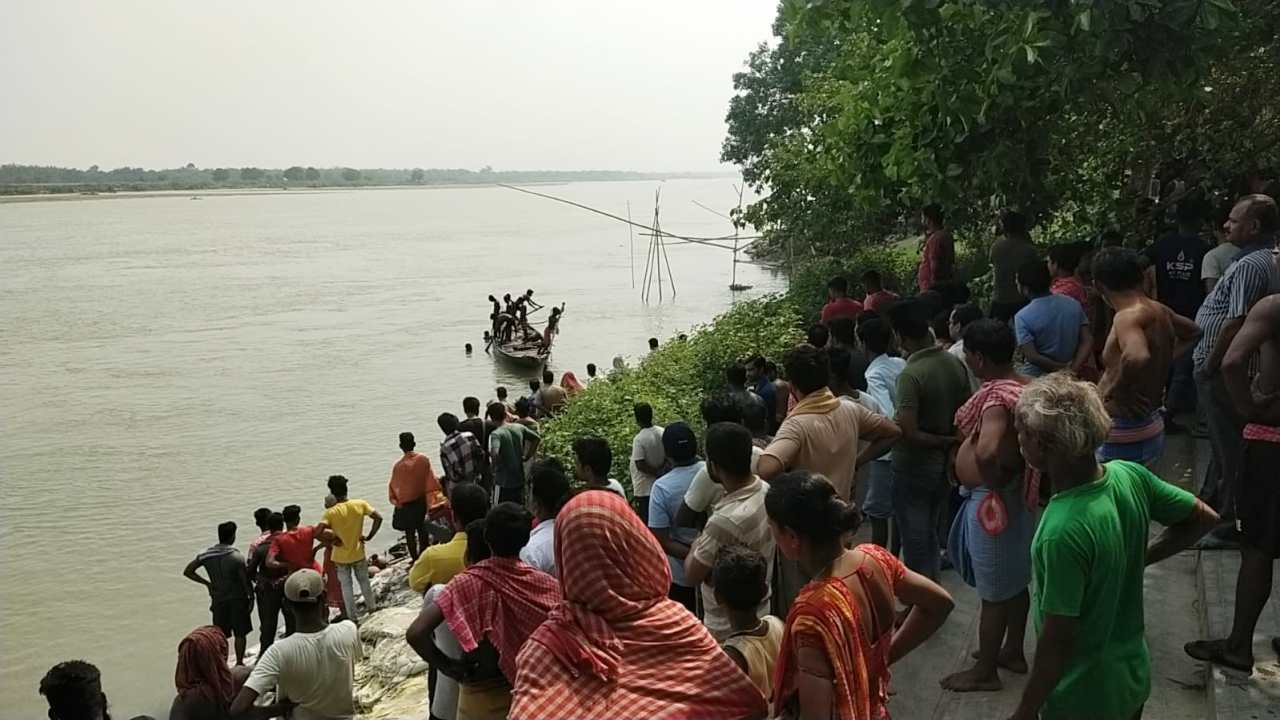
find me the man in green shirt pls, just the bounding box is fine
[487,401,540,506]
[887,299,972,580]
[1007,374,1218,720]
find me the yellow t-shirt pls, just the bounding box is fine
[407,531,468,593]
[323,499,375,565]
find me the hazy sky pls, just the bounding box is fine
[1,1,779,171]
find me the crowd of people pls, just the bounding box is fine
[38,194,1279,720]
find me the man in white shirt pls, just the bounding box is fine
[521,458,571,576]
[232,569,362,720]
[858,316,909,548]
[1201,233,1239,295]
[629,402,666,520]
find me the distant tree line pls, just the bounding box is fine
[0,164,719,195]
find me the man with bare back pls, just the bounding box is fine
[1185,269,1280,673]
[1091,247,1202,466]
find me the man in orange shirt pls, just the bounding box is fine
[389,431,441,560]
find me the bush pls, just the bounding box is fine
[539,296,803,495]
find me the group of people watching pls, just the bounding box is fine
[39,193,1279,720]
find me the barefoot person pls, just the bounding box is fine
[183,521,253,666]
[940,320,1034,693]
[1004,374,1219,720]
[317,475,383,623]
[1092,247,1202,466]
[767,470,954,719]
[389,431,442,561]
[1185,288,1280,673]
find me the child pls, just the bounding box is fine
[713,544,784,701]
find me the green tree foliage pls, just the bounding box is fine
[304,166,321,182]
[239,167,265,182]
[283,166,306,182]
[211,168,230,183]
[724,0,1258,259]
[539,297,803,489]
[410,168,425,184]
[340,167,362,183]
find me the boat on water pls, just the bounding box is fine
[491,338,550,368]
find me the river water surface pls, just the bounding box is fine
[0,179,783,717]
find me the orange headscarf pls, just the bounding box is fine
[560,371,585,395]
[175,626,236,708]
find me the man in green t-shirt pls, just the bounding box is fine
[1006,374,1218,720]
[886,299,972,580]
[487,402,540,506]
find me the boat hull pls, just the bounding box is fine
[492,342,548,368]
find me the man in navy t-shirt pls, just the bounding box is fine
[1143,201,1208,418]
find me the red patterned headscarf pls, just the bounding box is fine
[175,626,236,707]
[510,490,767,719]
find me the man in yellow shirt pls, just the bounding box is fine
[408,482,491,593]
[317,475,383,622]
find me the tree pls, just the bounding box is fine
[239,167,265,182]
[723,0,1251,259]
[211,168,230,182]
[340,167,361,183]
[185,162,196,170]
[283,166,306,182]
[304,167,321,182]
[88,165,100,173]
[410,168,425,184]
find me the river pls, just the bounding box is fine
[0,179,784,718]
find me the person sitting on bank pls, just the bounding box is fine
[40,661,111,720]
[170,626,250,720]
[183,521,253,666]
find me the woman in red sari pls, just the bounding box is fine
[767,471,954,719]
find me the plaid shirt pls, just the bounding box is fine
[439,430,484,485]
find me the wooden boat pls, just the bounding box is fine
[492,338,549,368]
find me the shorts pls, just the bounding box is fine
[212,598,253,637]
[862,461,893,519]
[392,497,427,532]
[1239,439,1280,558]
[1098,413,1165,467]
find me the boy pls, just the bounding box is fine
[714,544,784,702]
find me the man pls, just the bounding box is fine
[859,316,908,549]
[1185,289,1280,672]
[232,569,362,720]
[990,210,1040,322]
[1202,206,1240,295]
[487,401,540,505]
[40,661,110,720]
[1014,259,1093,377]
[525,379,543,418]
[184,521,253,665]
[629,402,666,520]
[537,369,568,417]
[1047,243,1087,306]
[458,397,492,488]
[1006,374,1219,720]
[758,344,901,501]
[648,422,704,613]
[684,422,776,641]
[585,362,600,383]
[1092,247,1202,466]
[820,276,864,324]
[408,481,490,593]
[247,511,287,655]
[267,504,324,580]
[317,475,382,623]
[522,458,572,576]
[1145,199,1208,320]
[918,203,955,292]
[1193,194,1280,543]
[572,436,626,495]
[946,303,984,391]
[861,269,900,314]
[649,337,660,352]
[494,386,516,415]
[745,356,778,429]
[388,431,441,561]
[886,300,973,580]
[436,413,484,491]
[725,362,767,420]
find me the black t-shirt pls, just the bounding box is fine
[1143,232,1206,318]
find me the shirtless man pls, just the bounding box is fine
[1091,247,1202,466]
[1186,281,1280,673]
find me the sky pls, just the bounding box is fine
[0,1,779,172]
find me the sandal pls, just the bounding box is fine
[1184,639,1253,673]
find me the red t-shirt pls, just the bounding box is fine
[270,526,322,573]
[863,290,900,314]
[821,297,864,324]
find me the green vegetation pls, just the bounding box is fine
[725,0,1278,265]
[0,164,726,196]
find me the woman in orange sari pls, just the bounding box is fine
[767,471,954,719]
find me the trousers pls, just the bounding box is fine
[1196,372,1244,521]
[335,558,377,622]
[256,583,294,653]
[893,457,950,581]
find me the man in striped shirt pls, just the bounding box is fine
[437,412,484,487]
[1192,194,1280,544]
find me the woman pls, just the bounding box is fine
[321,494,344,616]
[560,371,585,396]
[940,319,1035,693]
[169,626,248,720]
[767,471,953,720]
[510,490,769,720]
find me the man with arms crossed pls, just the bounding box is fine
[1092,247,1202,466]
[1186,279,1280,672]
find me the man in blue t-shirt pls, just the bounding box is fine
[1014,260,1092,377]
[647,422,703,614]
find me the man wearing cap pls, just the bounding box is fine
[232,569,362,720]
[389,431,442,561]
[647,422,704,614]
